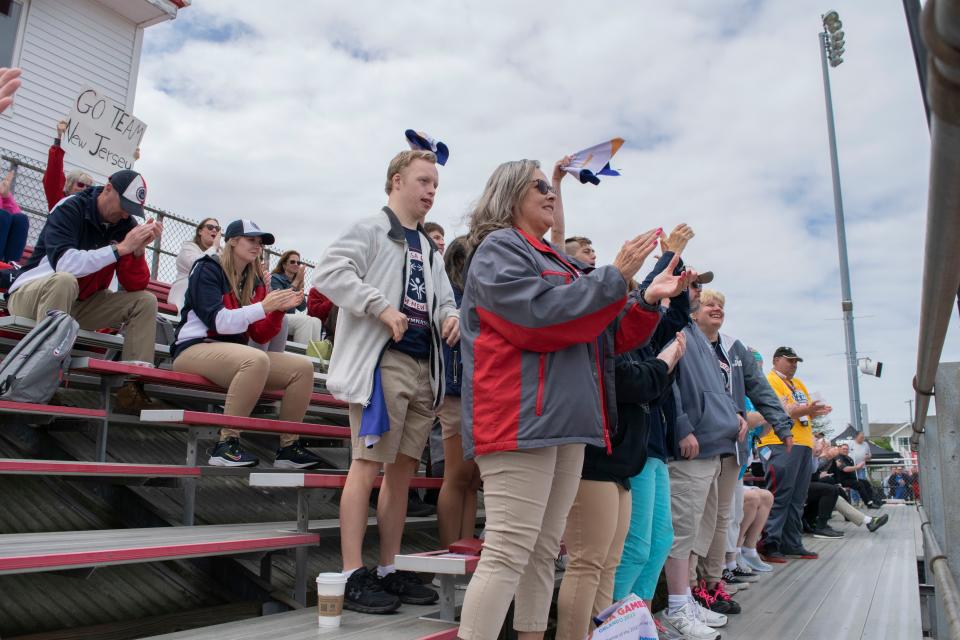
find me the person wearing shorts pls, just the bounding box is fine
[313,149,459,614]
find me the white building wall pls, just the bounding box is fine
[0,0,142,181]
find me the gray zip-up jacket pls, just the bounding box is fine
[672,323,740,459]
[312,207,459,406]
[461,227,660,459]
[720,333,793,462]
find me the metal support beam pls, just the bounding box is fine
[294,490,309,606]
[182,428,199,526]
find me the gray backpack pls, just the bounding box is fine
[0,310,79,403]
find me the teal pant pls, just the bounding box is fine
[613,457,674,600]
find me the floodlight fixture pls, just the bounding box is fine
[823,11,842,33]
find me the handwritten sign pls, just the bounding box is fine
[65,87,147,176]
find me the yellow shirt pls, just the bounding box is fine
[757,370,814,448]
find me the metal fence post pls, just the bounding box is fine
[150,210,164,279]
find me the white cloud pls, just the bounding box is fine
[133,0,957,429]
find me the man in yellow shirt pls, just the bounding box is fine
[757,347,831,562]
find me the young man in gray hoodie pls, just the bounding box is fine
[313,150,459,614]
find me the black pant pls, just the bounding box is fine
[841,478,877,505]
[803,481,840,529]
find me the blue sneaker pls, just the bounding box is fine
[209,437,259,467]
[274,441,323,469]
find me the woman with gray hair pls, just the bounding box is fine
[456,159,669,640]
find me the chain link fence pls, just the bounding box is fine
[0,146,319,284]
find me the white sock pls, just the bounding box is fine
[376,564,396,578]
[725,560,737,570]
[342,567,358,579]
[668,594,688,614]
[863,515,872,525]
[741,547,759,558]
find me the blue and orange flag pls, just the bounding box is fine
[562,138,624,185]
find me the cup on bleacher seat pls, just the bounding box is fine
[316,572,347,628]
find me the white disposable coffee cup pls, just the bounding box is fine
[316,572,347,628]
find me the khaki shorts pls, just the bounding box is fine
[667,456,721,560]
[348,349,436,464]
[437,395,462,440]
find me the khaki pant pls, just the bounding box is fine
[694,454,741,584]
[347,350,435,464]
[835,495,866,525]
[556,479,631,640]
[173,341,314,447]
[458,444,584,640]
[668,456,721,560]
[8,272,157,362]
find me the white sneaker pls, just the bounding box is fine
[661,603,721,640]
[739,551,773,573]
[693,600,728,628]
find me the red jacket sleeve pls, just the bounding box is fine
[307,287,333,321]
[116,253,150,291]
[44,144,66,212]
[614,301,661,354]
[245,284,285,344]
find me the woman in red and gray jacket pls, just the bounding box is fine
[457,159,672,640]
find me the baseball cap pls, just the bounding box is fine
[696,271,714,284]
[224,219,275,245]
[405,129,449,165]
[108,170,146,218]
[774,346,803,361]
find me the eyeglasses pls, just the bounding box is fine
[530,179,556,195]
[203,224,221,232]
[691,282,702,290]
[75,181,88,189]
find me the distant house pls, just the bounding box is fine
[833,418,933,463]
[0,0,187,180]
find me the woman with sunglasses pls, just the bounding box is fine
[171,219,324,469]
[270,250,324,345]
[457,160,682,640]
[169,218,222,311]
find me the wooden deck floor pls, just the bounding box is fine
[144,506,923,640]
[721,503,923,640]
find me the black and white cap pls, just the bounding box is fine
[108,169,147,218]
[224,219,275,245]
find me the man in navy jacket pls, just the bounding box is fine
[7,170,161,410]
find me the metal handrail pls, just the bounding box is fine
[919,506,960,637]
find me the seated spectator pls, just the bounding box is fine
[564,235,597,266]
[6,170,160,412]
[802,479,844,539]
[168,217,221,311]
[0,167,30,262]
[736,485,775,571]
[423,221,445,254]
[43,120,95,212]
[886,465,910,500]
[828,444,883,508]
[435,236,480,548]
[270,250,325,345]
[171,219,323,469]
[809,456,888,532]
[0,67,21,114]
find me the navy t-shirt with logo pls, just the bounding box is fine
[390,228,431,360]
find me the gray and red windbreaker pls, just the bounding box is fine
[460,227,660,459]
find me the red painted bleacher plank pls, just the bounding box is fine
[417,629,459,640]
[71,359,346,409]
[0,400,106,419]
[0,459,201,477]
[141,409,351,439]
[0,533,319,573]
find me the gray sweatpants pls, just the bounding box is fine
[762,444,812,551]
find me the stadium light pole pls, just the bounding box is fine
[819,11,865,435]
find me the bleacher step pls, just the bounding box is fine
[0,458,201,477]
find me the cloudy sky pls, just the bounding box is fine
[133,1,954,433]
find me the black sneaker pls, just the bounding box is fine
[867,513,889,533]
[693,580,736,615]
[782,546,819,559]
[380,570,439,605]
[813,525,844,539]
[274,441,323,469]
[759,543,788,564]
[802,519,815,534]
[209,437,259,467]
[724,567,758,583]
[344,567,401,614]
[710,582,742,614]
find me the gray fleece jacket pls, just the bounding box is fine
[312,207,459,406]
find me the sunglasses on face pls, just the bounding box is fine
[75,181,88,189]
[203,224,221,232]
[286,260,301,266]
[530,179,556,196]
[691,282,702,290]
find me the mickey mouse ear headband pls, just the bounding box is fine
[405,129,449,166]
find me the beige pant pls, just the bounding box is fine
[347,350,435,464]
[668,456,721,560]
[835,495,866,525]
[173,341,314,447]
[458,444,584,640]
[556,480,631,640]
[694,454,741,584]
[8,271,157,362]
[286,312,324,344]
